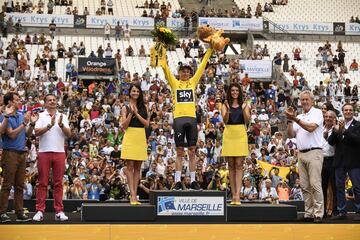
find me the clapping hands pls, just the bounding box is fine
[285,106,297,121]
[5,105,16,116]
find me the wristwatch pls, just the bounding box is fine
[22,122,27,127]
[30,122,35,127]
[47,124,52,130]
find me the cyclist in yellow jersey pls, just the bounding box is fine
[160,47,213,190]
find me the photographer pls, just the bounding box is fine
[109,176,126,200]
[86,176,101,200]
[207,171,226,191]
[70,177,87,199]
[138,175,156,199]
[289,178,303,200]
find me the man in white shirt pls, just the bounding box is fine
[33,94,72,222]
[286,90,324,223]
[104,22,111,40]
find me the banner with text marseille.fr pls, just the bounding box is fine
[86,16,154,29]
[6,13,74,27]
[157,196,224,216]
[78,58,115,76]
[272,22,333,34]
[240,60,272,79]
[346,23,360,35]
[198,17,263,31]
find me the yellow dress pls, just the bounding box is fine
[221,106,249,157]
[121,110,148,161]
[121,127,147,161]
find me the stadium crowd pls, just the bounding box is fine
[0,14,358,221]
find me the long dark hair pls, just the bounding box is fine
[226,83,243,107]
[128,84,146,113]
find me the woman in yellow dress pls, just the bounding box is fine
[120,84,149,205]
[221,83,251,205]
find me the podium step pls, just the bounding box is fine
[81,203,155,222]
[227,203,297,222]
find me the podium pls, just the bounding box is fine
[150,190,227,222]
[81,190,297,222]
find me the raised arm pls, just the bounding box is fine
[191,48,213,86]
[159,49,177,88]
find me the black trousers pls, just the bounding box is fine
[321,156,338,216]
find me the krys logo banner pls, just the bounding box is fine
[333,22,345,35]
[78,58,116,76]
[74,15,87,29]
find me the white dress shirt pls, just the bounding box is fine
[322,127,335,157]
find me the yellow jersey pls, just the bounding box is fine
[161,48,213,119]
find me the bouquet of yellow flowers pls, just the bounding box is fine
[151,23,177,47]
[150,24,177,68]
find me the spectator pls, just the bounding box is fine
[286,90,324,223]
[104,22,111,40]
[350,59,358,71]
[65,59,74,80]
[124,24,131,40]
[290,178,303,200]
[97,45,104,58]
[0,92,38,223]
[47,0,54,14]
[260,179,279,203]
[100,0,106,14]
[240,176,258,200]
[328,104,360,221]
[115,21,122,41]
[107,0,113,15]
[277,181,290,201]
[49,19,56,39]
[32,94,72,222]
[104,43,113,58]
[293,47,302,61]
[83,6,90,15]
[126,45,134,57]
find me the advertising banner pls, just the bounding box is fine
[346,23,360,35]
[78,58,116,76]
[333,22,345,35]
[240,60,272,79]
[86,16,154,29]
[166,18,185,29]
[74,15,87,29]
[157,196,224,216]
[7,13,74,27]
[198,17,263,31]
[272,22,333,34]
